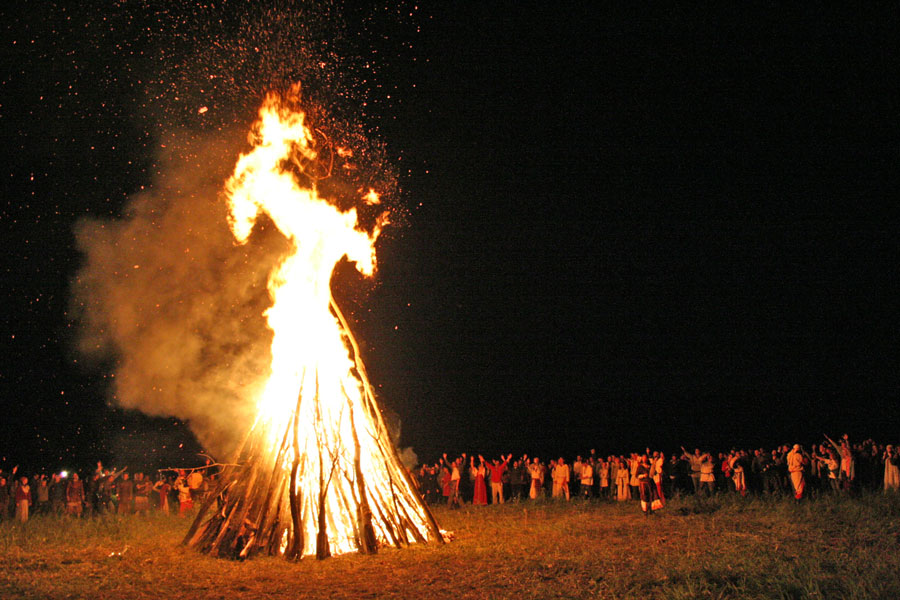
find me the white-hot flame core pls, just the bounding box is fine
[224,92,430,557]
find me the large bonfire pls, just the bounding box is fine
[184,87,442,560]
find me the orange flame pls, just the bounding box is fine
[222,90,432,557]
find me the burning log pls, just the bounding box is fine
[184,87,442,560]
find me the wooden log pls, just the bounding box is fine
[313,373,331,560]
[345,388,377,554]
[287,386,305,560]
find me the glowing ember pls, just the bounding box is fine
[185,87,442,560]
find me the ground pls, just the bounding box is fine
[2,492,899,599]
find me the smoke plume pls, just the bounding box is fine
[71,129,296,456]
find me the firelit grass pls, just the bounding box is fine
[2,492,899,599]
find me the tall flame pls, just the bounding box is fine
[226,92,379,445]
[187,89,440,559]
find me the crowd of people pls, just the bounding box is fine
[0,461,216,524]
[2,435,898,524]
[412,435,900,515]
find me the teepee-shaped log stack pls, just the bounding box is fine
[183,87,442,560]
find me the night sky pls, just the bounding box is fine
[2,2,898,473]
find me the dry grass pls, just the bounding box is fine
[2,492,900,599]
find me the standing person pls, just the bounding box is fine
[667,455,681,496]
[750,449,764,494]
[419,465,430,504]
[787,444,809,500]
[699,453,716,497]
[486,454,511,505]
[628,454,640,499]
[49,473,66,515]
[187,469,204,505]
[449,459,462,509]
[175,472,192,516]
[589,450,601,497]
[15,476,31,522]
[509,459,526,501]
[729,451,748,497]
[594,456,613,500]
[542,460,553,497]
[471,456,488,506]
[501,459,511,500]
[66,473,84,516]
[883,445,900,491]
[651,452,666,507]
[200,469,213,503]
[153,476,171,514]
[572,456,583,498]
[864,443,881,491]
[824,447,840,493]
[609,457,619,498]
[552,458,570,500]
[117,472,134,514]
[598,458,610,499]
[90,464,105,513]
[615,457,631,501]
[681,447,703,494]
[35,475,50,515]
[636,455,660,516]
[96,468,123,514]
[762,449,782,494]
[718,453,732,492]
[428,464,441,504]
[0,476,9,523]
[457,453,471,504]
[813,446,841,493]
[6,466,20,518]
[546,460,556,495]
[168,478,179,513]
[528,458,543,499]
[84,472,98,516]
[580,458,594,498]
[827,435,855,492]
[440,464,451,504]
[414,466,426,501]
[134,473,152,515]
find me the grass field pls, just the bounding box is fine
[2,492,899,599]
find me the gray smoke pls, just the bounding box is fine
[71,129,293,456]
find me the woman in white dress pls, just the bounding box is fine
[884,445,900,491]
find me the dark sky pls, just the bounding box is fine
[2,2,898,472]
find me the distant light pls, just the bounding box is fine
[60,470,68,478]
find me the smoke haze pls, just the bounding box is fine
[71,130,294,456]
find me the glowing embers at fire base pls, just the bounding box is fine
[185,88,442,560]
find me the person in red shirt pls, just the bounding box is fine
[486,454,512,504]
[66,473,84,516]
[15,476,31,522]
[471,456,488,505]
